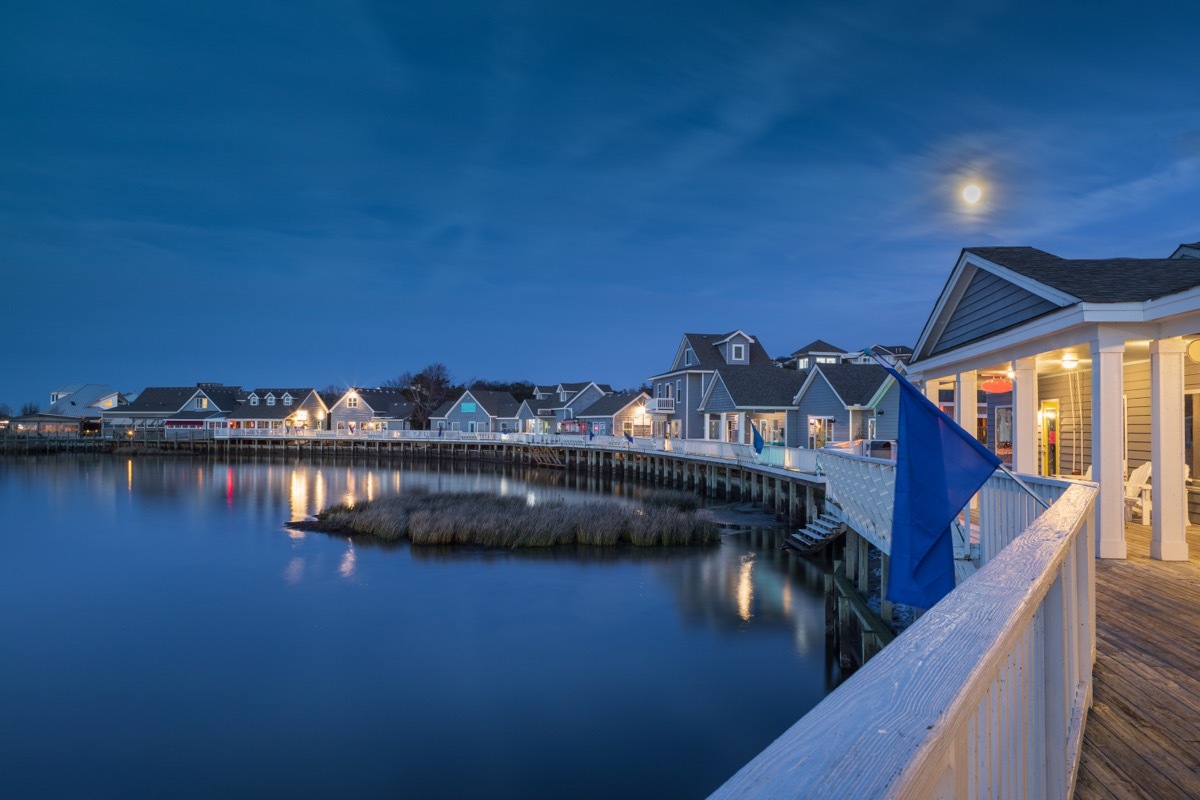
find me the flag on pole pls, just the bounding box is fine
[750,420,764,455]
[624,432,634,444]
[871,354,1001,609]
[588,424,594,441]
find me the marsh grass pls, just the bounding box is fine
[302,490,718,548]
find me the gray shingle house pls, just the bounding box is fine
[790,363,898,448]
[227,388,330,432]
[429,389,521,433]
[696,367,808,446]
[327,388,415,434]
[647,330,778,440]
[575,391,651,437]
[516,381,611,433]
[102,383,243,434]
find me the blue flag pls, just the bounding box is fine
[877,358,1001,609]
[624,432,634,444]
[750,421,764,455]
[588,425,594,440]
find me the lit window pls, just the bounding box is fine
[195,397,208,409]
[347,397,359,408]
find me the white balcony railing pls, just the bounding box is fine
[645,397,675,413]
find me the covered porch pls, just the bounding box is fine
[912,326,1195,562]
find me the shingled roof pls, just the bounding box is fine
[464,389,521,418]
[706,367,809,409]
[653,332,773,376]
[807,364,893,407]
[966,246,1200,303]
[790,339,846,357]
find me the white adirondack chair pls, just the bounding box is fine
[1124,462,1152,523]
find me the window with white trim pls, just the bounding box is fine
[283,395,292,406]
[347,397,359,408]
[731,344,745,361]
[249,396,259,406]
[266,395,276,406]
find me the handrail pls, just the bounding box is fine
[710,482,1098,799]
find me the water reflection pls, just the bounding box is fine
[0,454,844,800]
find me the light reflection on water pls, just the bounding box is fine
[0,454,842,800]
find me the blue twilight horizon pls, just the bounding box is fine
[2,1,1199,406]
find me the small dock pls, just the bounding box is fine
[1074,522,1200,799]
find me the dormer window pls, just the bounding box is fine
[283,395,293,406]
[249,396,259,406]
[797,357,810,370]
[266,395,276,406]
[731,344,745,361]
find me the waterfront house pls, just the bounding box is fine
[575,391,652,437]
[515,381,612,433]
[102,383,243,435]
[327,388,414,434]
[429,389,521,434]
[227,388,330,432]
[790,363,898,448]
[907,240,1200,561]
[11,384,127,435]
[695,367,807,446]
[646,330,778,440]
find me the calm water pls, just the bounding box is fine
[0,455,841,799]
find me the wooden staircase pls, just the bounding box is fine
[788,509,847,554]
[530,446,564,468]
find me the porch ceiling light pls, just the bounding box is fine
[1062,353,1078,369]
[981,377,1013,393]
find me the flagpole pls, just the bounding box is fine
[863,349,1052,512]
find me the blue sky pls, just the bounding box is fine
[3,0,1199,406]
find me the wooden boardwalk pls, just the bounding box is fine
[1074,522,1200,799]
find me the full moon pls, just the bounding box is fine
[962,184,983,204]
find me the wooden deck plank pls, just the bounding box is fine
[1074,523,1200,799]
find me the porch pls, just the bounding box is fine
[1074,520,1200,798]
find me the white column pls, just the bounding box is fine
[719,412,728,442]
[923,377,941,406]
[955,371,978,439]
[737,412,748,444]
[703,414,711,440]
[1091,337,1127,559]
[1012,357,1038,474]
[1150,338,1189,561]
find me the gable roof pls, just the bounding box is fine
[461,389,521,418]
[700,367,808,410]
[797,364,893,408]
[576,392,650,419]
[790,339,845,357]
[964,246,1200,303]
[653,331,774,377]
[45,384,124,417]
[118,387,204,415]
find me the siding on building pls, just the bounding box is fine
[932,269,1059,355]
[565,384,606,416]
[796,376,851,445]
[874,383,900,440]
[703,376,737,413]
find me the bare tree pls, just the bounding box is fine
[0,403,14,418]
[407,363,456,429]
[318,384,345,397]
[380,372,414,391]
[20,401,39,416]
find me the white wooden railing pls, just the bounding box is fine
[207,428,823,475]
[711,481,1098,799]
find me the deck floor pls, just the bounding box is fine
[1073,523,1200,799]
